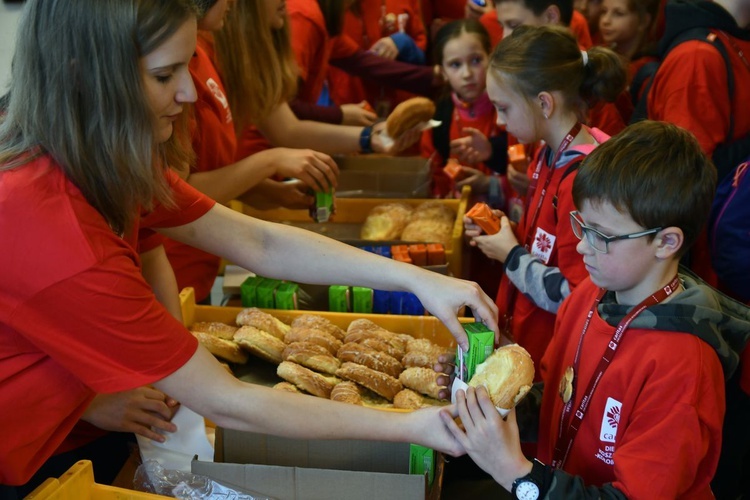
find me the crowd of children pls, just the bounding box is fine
[1,0,750,499]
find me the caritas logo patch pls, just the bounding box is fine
[531,227,556,264]
[599,397,622,443]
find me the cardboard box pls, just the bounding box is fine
[229,186,470,278]
[192,433,444,500]
[334,155,431,199]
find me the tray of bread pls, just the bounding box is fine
[180,288,468,411]
[229,186,470,278]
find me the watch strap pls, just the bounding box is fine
[511,459,549,498]
[359,126,373,154]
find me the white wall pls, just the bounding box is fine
[0,5,25,93]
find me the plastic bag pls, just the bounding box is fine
[134,459,274,500]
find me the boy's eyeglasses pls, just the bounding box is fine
[569,211,663,254]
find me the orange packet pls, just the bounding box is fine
[443,159,465,181]
[466,202,501,235]
[426,243,446,265]
[391,244,409,255]
[508,144,527,173]
[393,251,413,264]
[408,244,427,266]
[362,101,376,114]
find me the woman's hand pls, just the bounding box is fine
[269,148,339,192]
[341,102,378,127]
[81,387,179,442]
[440,386,532,491]
[456,167,491,194]
[370,36,399,60]
[410,272,499,349]
[507,166,530,196]
[450,127,492,165]
[472,216,519,263]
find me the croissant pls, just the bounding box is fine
[330,381,363,405]
[291,314,346,341]
[393,389,423,410]
[285,327,343,356]
[337,342,403,378]
[336,362,403,401]
[283,342,341,375]
[277,361,335,398]
[399,367,444,400]
[236,308,290,340]
[233,325,286,364]
[191,331,248,364]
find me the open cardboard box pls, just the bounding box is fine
[334,155,431,199]
[181,288,455,499]
[229,186,470,278]
[192,434,444,500]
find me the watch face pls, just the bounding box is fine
[515,481,540,500]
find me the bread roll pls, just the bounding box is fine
[358,338,405,361]
[236,308,290,340]
[234,325,286,364]
[401,218,453,246]
[399,367,444,399]
[336,362,403,401]
[403,338,450,369]
[345,319,407,357]
[337,342,403,378]
[411,201,455,224]
[330,381,363,405]
[192,331,248,364]
[468,344,534,409]
[190,321,238,340]
[393,389,423,410]
[291,314,345,341]
[273,381,301,393]
[277,361,335,398]
[283,342,341,375]
[285,327,342,356]
[386,97,436,139]
[360,203,413,241]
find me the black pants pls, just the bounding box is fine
[712,373,750,500]
[0,432,135,500]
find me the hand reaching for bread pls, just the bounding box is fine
[371,121,422,154]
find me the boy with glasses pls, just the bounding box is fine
[442,120,750,498]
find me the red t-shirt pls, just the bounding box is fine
[163,34,236,303]
[537,278,725,498]
[288,0,334,104]
[328,0,426,113]
[570,10,593,50]
[495,134,603,377]
[647,32,750,157]
[0,156,213,485]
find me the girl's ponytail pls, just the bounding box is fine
[580,46,627,105]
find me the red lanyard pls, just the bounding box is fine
[551,275,682,469]
[522,122,582,251]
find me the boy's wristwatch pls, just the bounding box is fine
[511,459,547,500]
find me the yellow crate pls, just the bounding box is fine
[25,460,169,499]
[230,186,470,278]
[181,288,461,348]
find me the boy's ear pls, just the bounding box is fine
[543,5,562,25]
[655,227,684,259]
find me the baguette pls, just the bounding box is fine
[283,342,341,375]
[277,361,335,398]
[468,344,534,409]
[191,331,248,364]
[291,314,346,341]
[336,362,403,401]
[234,325,286,364]
[399,367,444,399]
[337,342,403,378]
[236,308,290,340]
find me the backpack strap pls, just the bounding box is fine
[431,97,453,164]
[552,153,586,224]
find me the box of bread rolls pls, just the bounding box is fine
[228,186,470,279]
[181,287,464,499]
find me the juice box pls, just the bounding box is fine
[352,286,373,314]
[373,290,390,314]
[456,322,495,381]
[409,444,435,486]
[329,285,351,312]
[257,278,281,309]
[310,190,335,223]
[240,275,263,307]
[274,282,299,310]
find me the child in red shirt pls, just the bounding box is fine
[465,25,625,376]
[420,19,513,204]
[443,120,750,499]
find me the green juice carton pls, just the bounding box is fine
[328,285,351,312]
[456,322,495,381]
[409,444,435,486]
[256,278,281,309]
[352,286,373,313]
[240,275,263,308]
[310,189,335,223]
[274,282,299,310]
